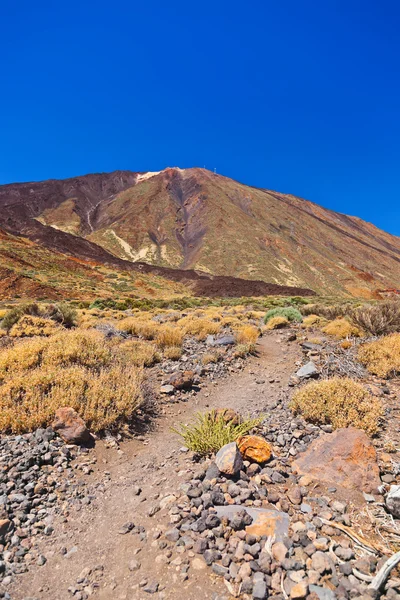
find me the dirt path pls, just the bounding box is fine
[11,332,301,600]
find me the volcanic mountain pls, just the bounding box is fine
[1,167,399,297]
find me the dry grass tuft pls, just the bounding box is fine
[234,343,256,357]
[322,318,363,339]
[156,326,184,349]
[358,334,400,378]
[114,339,160,367]
[202,352,219,365]
[290,377,383,435]
[265,316,289,330]
[235,325,259,344]
[163,346,182,360]
[301,314,328,328]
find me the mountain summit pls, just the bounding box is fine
[1,167,399,297]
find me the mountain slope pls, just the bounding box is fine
[1,168,399,297]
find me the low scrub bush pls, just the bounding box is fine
[235,325,259,344]
[202,352,219,365]
[9,316,60,338]
[163,346,182,360]
[114,340,160,367]
[351,301,400,336]
[301,303,350,320]
[358,334,400,378]
[118,318,158,340]
[301,314,328,328]
[322,318,363,339]
[156,326,184,349]
[264,307,302,324]
[1,303,40,331]
[173,411,264,455]
[46,303,77,328]
[290,377,383,435]
[234,343,256,357]
[265,316,289,330]
[178,316,221,340]
[0,364,143,433]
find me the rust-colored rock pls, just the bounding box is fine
[212,408,242,426]
[0,519,12,539]
[52,407,91,445]
[292,427,381,493]
[237,435,272,463]
[168,370,195,390]
[215,506,289,542]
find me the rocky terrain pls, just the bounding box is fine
[1,323,400,600]
[1,168,400,297]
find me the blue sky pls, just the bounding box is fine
[1,0,399,235]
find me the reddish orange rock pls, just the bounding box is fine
[292,427,381,493]
[237,435,272,463]
[52,407,91,445]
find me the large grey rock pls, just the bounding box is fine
[296,361,319,379]
[386,485,400,518]
[214,335,235,346]
[214,506,289,543]
[215,442,243,475]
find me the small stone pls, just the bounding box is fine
[272,542,287,563]
[118,522,134,534]
[143,581,159,594]
[165,528,180,542]
[129,560,141,571]
[290,582,309,599]
[215,442,243,476]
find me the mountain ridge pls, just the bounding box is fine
[0,167,399,297]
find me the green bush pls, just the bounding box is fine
[264,307,302,324]
[172,411,264,456]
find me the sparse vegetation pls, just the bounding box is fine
[265,316,289,330]
[0,364,142,433]
[322,318,363,339]
[264,307,302,324]
[301,314,328,328]
[9,315,60,338]
[163,346,182,360]
[156,326,184,349]
[235,325,259,344]
[172,411,264,455]
[351,301,400,336]
[358,334,400,378]
[290,378,383,435]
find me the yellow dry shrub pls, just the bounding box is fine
[178,316,221,340]
[0,364,143,433]
[202,352,219,365]
[265,316,289,330]
[234,343,256,358]
[301,314,328,328]
[0,337,48,383]
[235,325,259,344]
[322,318,363,339]
[9,315,60,338]
[290,377,383,435]
[42,330,112,370]
[156,326,184,349]
[163,346,182,360]
[118,318,158,339]
[358,334,400,378]
[341,340,352,350]
[219,316,242,328]
[114,339,160,367]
